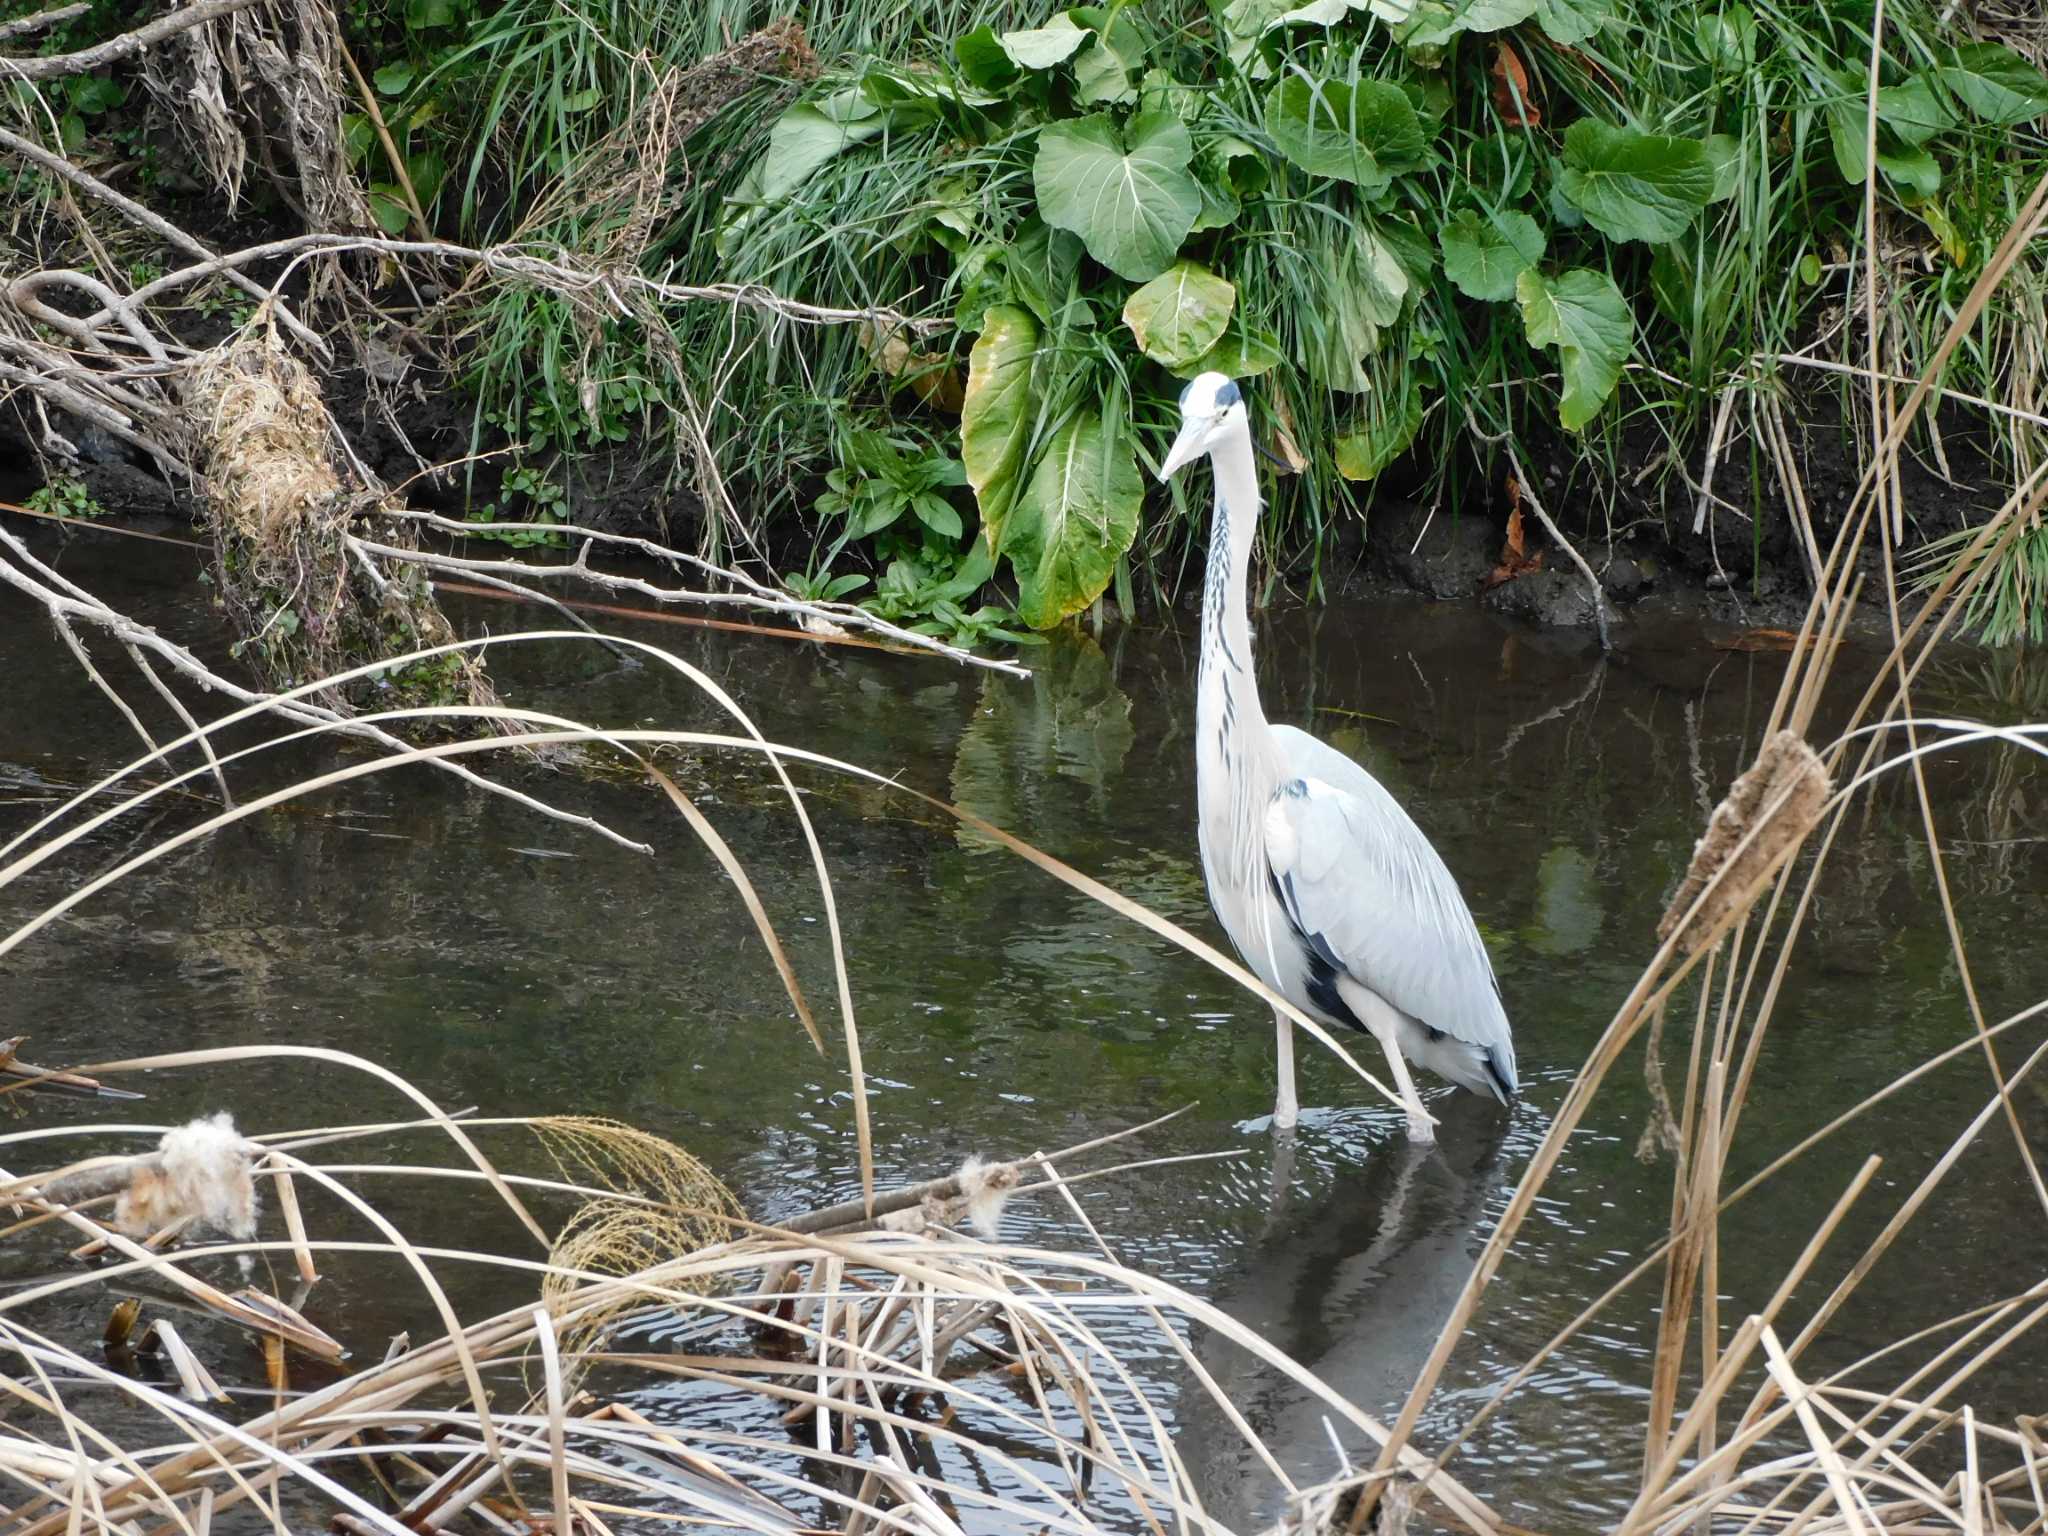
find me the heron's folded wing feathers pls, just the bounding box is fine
[1262,738,1512,1065]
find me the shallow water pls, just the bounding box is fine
[4,528,2046,1529]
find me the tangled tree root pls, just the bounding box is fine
[183,326,493,723]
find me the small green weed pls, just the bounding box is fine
[27,476,108,521]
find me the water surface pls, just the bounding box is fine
[3,528,2044,1528]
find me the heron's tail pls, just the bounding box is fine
[1399,1019,1517,1104]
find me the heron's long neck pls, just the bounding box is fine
[1197,426,1267,739]
[1195,427,1281,886]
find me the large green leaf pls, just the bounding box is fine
[1006,413,1143,628]
[1003,220,1088,328]
[962,306,1041,553]
[1074,36,1138,103]
[1000,15,1088,68]
[1122,260,1236,368]
[1032,113,1201,280]
[1269,0,1416,29]
[1335,381,1424,481]
[1263,76,1427,190]
[1875,74,1953,145]
[1557,120,1714,243]
[1825,92,1946,195]
[1703,132,1740,202]
[1693,6,1755,69]
[735,92,887,205]
[1439,208,1545,301]
[1516,267,1632,430]
[1942,42,2048,124]
[955,27,1021,91]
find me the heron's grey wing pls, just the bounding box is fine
[1264,725,1515,1081]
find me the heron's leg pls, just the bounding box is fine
[1272,1007,1299,1131]
[1378,1036,1435,1144]
[1336,977,1436,1142]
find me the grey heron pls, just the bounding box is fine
[1157,371,1517,1141]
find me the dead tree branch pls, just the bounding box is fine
[0,125,322,354]
[0,2,89,45]
[0,0,264,80]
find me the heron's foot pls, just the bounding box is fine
[1273,1094,1300,1133]
[1403,1112,1436,1144]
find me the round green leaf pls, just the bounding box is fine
[373,61,415,96]
[962,306,1042,553]
[1693,6,1755,69]
[1005,413,1143,629]
[1535,0,1613,43]
[1557,119,1714,244]
[1032,112,1201,281]
[1516,267,1632,430]
[1438,208,1546,301]
[1449,0,1537,32]
[1122,260,1237,368]
[1263,76,1427,190]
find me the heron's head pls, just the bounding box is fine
[1157,371,1247,482]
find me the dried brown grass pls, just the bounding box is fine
[182,324,493,718]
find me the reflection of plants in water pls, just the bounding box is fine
[950,632,1134,851]
[1522,846,1604,959]
[1875,648,2047,902]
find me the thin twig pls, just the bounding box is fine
[1506,441,1612,650]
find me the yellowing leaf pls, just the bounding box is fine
[1122,261,1237,369]
[961,306,1040,553]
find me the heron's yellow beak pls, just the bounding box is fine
[1157,417,1209,482]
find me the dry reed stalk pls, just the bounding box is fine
[0,1004,1503,1536]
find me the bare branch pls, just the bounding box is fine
[0,0,263,80]
[0,2,88,44]
[353,527,1030,676]
[0,125,323,355]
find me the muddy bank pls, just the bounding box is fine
[4,359,2012,645]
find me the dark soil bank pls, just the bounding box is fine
[2,356,2012,644]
